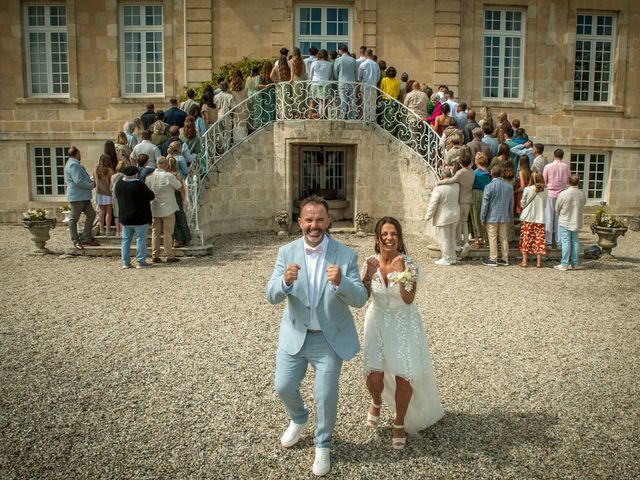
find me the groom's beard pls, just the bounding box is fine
[304,229,325,247]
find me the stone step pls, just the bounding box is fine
[64,244,213,257]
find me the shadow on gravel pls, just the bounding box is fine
[335,409,558,467]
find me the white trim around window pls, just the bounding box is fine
[295,5,352,56]
[32,145,68,199]
[573,12,615,104]
[482,8,525,101]
[570,151,609,204]
[119,4,165,97]
[24,4,70,97]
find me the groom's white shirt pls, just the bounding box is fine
[282,234,331,331]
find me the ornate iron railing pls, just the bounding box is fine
[186,81,445,234]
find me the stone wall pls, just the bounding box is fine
[196,120,438,240]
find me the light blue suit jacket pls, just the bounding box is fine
[333,54,358,82]
[266,236,367,360]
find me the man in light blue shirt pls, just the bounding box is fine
[333,45,358,119]
[480,165,513,266]
[356,45,367,65]
[64,146,99,249]
[481,123,499,157]
[358,49,380,122]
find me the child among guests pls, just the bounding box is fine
[519,171,548,268]
[94,154,115,236]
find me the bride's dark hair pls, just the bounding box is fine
[374,217,407,255]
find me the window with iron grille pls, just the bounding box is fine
[33,146,67,197]
[570,152,608,202]
[120,4,164,96]
[296,6,351,56]
[24,4,69,96]
[482,9,525,100]
[573,13,615,103]
[300,147,346,199]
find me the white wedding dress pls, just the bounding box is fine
[362,255,445,434]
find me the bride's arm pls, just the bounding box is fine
[360,256,378,299]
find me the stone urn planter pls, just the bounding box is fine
[274,210,290,237]
[354,212,371,237]
[23,218,57,254]
[591,225,627,259]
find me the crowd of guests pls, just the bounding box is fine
[62,89,208,267]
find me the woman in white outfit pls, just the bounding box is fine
[361,217,444,449]
[307,49,334,119]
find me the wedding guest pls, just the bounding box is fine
[115,131,132,166]
[333,44,358,120]
[478,106,495,133]
[136,154,154,181]
[94,154,115,236]
[104,140,118,170]
[114,165,155,269]
[188,104,206,137]
[215,81,235,152]
[289,48,308,118]
[481,165,513,267]
[482,123,499,157]
[514,156,532,218]
[471,152,491,245]
[308,49,334,119]
[230,69,249,141]
[403,81,429,119]
[543,149,571,246]
[151,121,168,149]
[164,97,187,128]
[426,169,460,266]
[64,146,99,250]
[426,94,442,125]
[258,62,276,125]
[463,108,480,144]
[304,46,319,74]
[438,151,474,256]
[110,161,126,237]
[200,88,218,128]
[532,143,547,174]
[180,116,201,160]
[361,217,444,451]
[140,103,156,130]
[165,154,191,248]
[467,127,493,166]
[180,89,198,114]
[266,196,367,476]
[131,130,161,169]
[555,174,586,271]
[123,121,137,150]
[132,118,145,144]
[145,156,184,264]
[358,49,380,122]
[519,171,547,268]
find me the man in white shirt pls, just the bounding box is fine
[555,174,586,270]
[445,91,458,116]
[356,45,367,65]
[131,131,162,169]
[426,169,461,266]
[358,49,380,122]
[304,46,318,76]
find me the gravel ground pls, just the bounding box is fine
[1,225,639,479]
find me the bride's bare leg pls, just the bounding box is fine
[393,376,413,439]
[366,371,384,419]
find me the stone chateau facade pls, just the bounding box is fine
[0,0,638,234]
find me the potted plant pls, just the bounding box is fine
[354,211,371,237]
[590,206,628,259]
[274,209,290,236]
[22,208,57,254]
[61,204,72,224]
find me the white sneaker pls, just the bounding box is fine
[280,418,310,448]
[312,447,331,476]
[455,245,462,253]
[434,258,452,266]
[460,243,470,258]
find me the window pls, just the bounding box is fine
[570,152,608,201]
[295,6,351,55]
[32,146,67,197]
[573,13,615,103]
[482,9,524,100]
[300,147,346,199]
[120,4,164,96]
[24,4,69,96]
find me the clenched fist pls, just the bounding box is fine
[364,256,379,280]
[284,263,301,286]
[326,264,342,286]
[390,255,405,273]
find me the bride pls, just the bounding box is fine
[360,217,444,448]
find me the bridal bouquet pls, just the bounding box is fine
[387,265,417,292]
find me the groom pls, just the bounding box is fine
[266,196,367,476]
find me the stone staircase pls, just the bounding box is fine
[67,232,213,258]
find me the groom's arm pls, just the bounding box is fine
[333,252,368,308]
[266,247,288,305]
